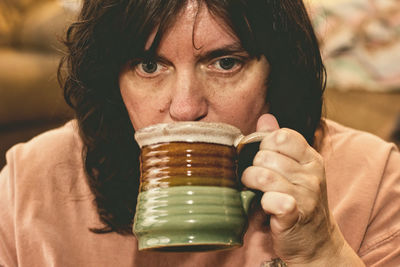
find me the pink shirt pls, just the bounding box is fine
[0,119,399,266]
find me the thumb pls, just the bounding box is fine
[257,113,280,132]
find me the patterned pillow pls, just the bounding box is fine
[306,0,400,92]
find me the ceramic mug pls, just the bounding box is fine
[133,122,266,252]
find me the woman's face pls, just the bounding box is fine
[119,1,270,135]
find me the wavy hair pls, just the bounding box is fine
[59,0,326,235]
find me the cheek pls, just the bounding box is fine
[208,67,269,132]
[119,73,162,129]
[211,83,268,133]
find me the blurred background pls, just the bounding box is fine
[0,0,76,168]
[0,0,399,168]
[307,0,400,146]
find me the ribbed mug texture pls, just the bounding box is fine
[139,142,237,192]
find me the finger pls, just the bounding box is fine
[241,166,295,193]
[253,149,301,177]
[256,113,280,132]
[252,150,322,191]
[260,191,299,233]
[259,128,319,164]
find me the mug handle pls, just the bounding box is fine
[235,132,269,153]
[235,132,270,215]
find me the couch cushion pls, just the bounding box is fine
[0,0,53,46]
[17,1,76,52]
[0,48,72,125]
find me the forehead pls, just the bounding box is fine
[145,2,240,53]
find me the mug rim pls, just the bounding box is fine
[134,121,242,148]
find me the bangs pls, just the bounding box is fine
[204,0,269,58]
[118,0,267,64]
[117,1,186,64]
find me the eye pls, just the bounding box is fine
[134,59,167,77]
[210,57,243,72]
[141,61,158,73]
[218,58,237,70]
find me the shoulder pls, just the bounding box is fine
[322,119,396,149]
[320,119,397,166]
[0,121,104,266]
[319,119,400,254]
[6,120,82,164]
[320,119,398,189]
[5,120,83,172]
[3,120,87,195]
[320,122,400,265]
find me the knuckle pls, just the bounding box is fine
[257,169,274,186]
[282,128,306,142]
[274,129,289,145]
[242,166,272,188]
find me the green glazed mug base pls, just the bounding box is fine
[137,229,243,252]
[134,186,254,252]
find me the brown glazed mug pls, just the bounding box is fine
[133,121,266,252]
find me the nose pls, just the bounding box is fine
[169,70,208,121]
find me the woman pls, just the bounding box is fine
[0,0,399,266]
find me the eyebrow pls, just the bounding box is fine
[141,42,248,62]
[197,42,249,60]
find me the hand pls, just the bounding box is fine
[241,114,362,266]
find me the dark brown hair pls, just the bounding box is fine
[59,0,326,235]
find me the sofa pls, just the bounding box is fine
[0,0,76,167]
